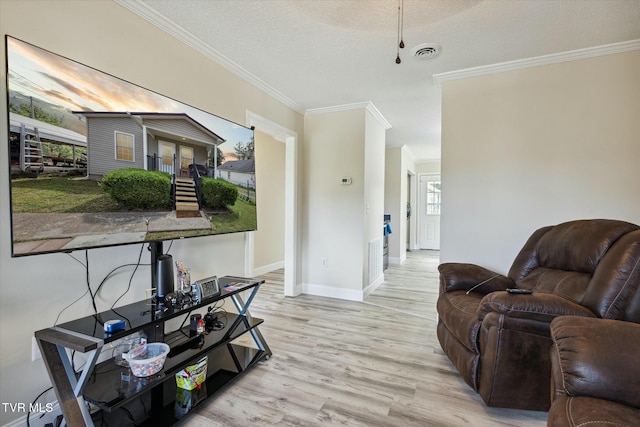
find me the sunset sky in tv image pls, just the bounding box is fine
[6,36,253,155]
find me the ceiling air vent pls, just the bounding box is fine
[411,43,442,60]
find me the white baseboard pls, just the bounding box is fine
[389,255,406,265]
[291,283,304,297]
[252,260,285,276]
[302,283,363,302]
[363,274,384,299]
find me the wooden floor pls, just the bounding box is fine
[179,251,548,426]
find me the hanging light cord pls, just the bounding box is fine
[396,0,405,64]
[400,0,405,49]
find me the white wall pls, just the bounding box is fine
[416,161,441,175]
[384,148,402,262]
[363,110,387,290]
[302,105,387,300]
[302,109,366,299]
[253,130,285,272]
[440,50,640,273]
[0,1,302,424]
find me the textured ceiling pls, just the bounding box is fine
[127,0,640,161]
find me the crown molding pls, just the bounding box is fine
[115,0,304,114]
[246,110,298,143]
[433,39,640,87]
[305,101,392,130]
[366,102,392,130]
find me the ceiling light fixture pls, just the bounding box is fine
[395,0,404,64]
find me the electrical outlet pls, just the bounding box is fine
[321,257,328,268]
[32,337,42,361]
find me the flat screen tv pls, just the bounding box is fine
[5,36,257,259]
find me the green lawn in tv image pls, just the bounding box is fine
[10,174,257,252]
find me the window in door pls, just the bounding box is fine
[426,179,441,215]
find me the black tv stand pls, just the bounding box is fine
[35,276,271,427]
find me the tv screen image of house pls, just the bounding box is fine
[5,36,257,257]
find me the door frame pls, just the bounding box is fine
[246,111,299,297]
[407,171,418,251]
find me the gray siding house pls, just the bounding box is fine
[217,159,256,189]
[73,112,225,179]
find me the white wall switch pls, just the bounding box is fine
[340,177,352,185]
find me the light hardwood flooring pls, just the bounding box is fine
[179,251,548,426]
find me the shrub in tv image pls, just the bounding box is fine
[5,36,258,257]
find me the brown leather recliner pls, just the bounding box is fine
[548,316,640,426]
[436,219,640,411]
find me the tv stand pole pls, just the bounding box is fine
[149,240,163,293]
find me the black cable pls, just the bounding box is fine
[55,252,93,326]
[85,251,98,315]
[94,262,151,298]
[53,288,90,326]
[26,386,53,427]
[111,244,145,309]
[119,406,138,425]
[178,312,192,338]
[211,308,228,331]
[64,251,87,269]
[96,240,170,305]
[162,311,192,341]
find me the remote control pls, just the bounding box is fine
[506,288,533,294]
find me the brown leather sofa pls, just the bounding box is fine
[548,316,640,426]
[436,219,640,410]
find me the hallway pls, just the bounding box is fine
[365,250,440,321]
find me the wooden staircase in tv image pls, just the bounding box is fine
[175,178,201,218]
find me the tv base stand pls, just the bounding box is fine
[35,276,271,427]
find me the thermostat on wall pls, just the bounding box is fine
[340,177,352,185]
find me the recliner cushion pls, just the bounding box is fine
[535,219,638,274]
[436,291,483,353]
[584,230,640,320]
[551,317,640,409]
[516,268,591,300]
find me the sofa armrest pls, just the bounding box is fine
[550,316,640,409]
[478,292,596,323]
[438,263,513,295]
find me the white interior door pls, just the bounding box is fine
[419,174,441,250]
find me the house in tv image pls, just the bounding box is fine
[73,111,225,180]
[217,159,256,189]
[73,111,230,219]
